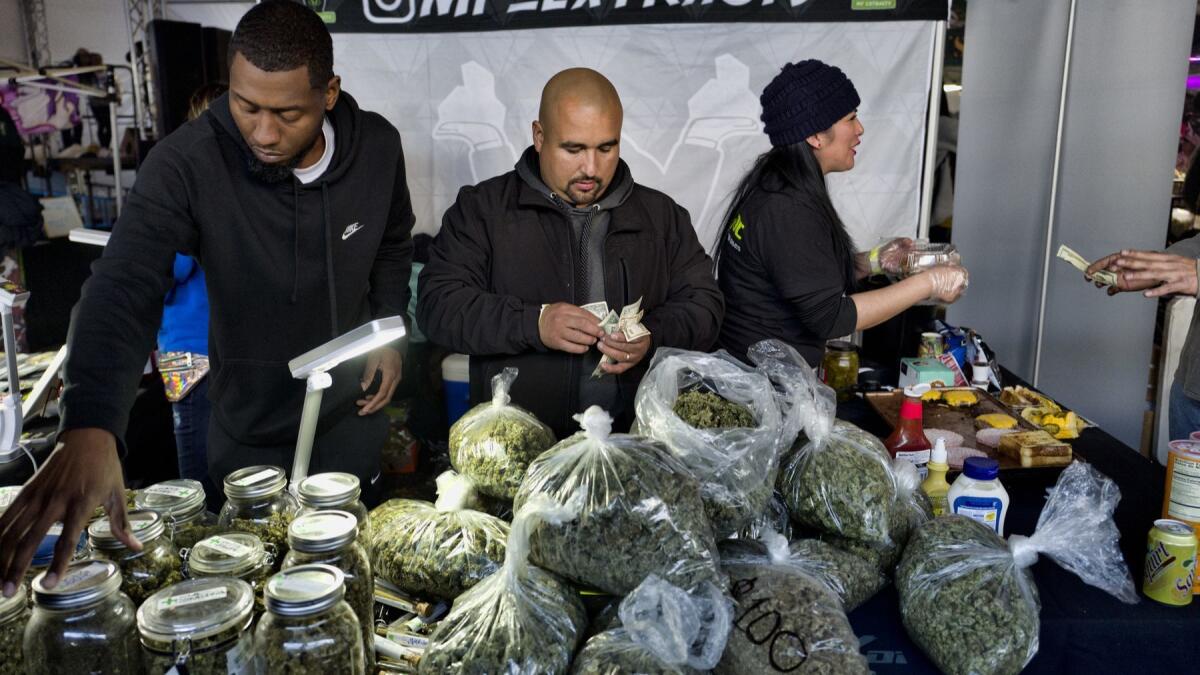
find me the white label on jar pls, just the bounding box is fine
[1167,454,1200,522]
[387,632,429,651]
[157,587,228,611]
[227,632,253,674]
[895,450,930,480]
[145,484,198,499]
[306,475,344,494]
[59,561,108,588]
[233,468,277,486]
[200,536,252,558]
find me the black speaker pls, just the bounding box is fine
[147,20,206,137]
[202,26,232,86]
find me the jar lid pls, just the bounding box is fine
[88,509,166,550]
[962,456,1000,481]
[223,465,287,501]
[137,577,253,645]
[826,340,857,353]
[288,510,358,553]
[264,564,345,617]
[135,479,206,518]
[0,583,26,623]
[32,559,122,609]
[188,533,266,577]
[297,473,361,509]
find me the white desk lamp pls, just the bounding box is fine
[0,283,31,463]
[287,316,407,489]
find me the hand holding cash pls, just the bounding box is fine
[583,298,651,378]
[1057,245,1118,287]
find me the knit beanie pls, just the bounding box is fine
[760,60,861,148]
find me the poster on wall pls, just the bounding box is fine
[169,3,943,247]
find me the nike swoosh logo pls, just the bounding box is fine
[341,222,364,240]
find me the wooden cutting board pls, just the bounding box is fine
[865,388,1061,471]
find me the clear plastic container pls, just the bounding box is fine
[296,472,371,545]
[283,510,375,672]
[23,560,140,675]
[88,508,184,606]
[253,564,366,674]
[135,478,219,551]
[138,577,255,674]
[900,241,962,277]
[0,584,29,675]
[187,532,274,617]
[218,465,299,567]
[948,456,1010,535]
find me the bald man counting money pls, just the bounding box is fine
[418,68,724,438]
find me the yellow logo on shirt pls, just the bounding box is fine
[731,214,746,241]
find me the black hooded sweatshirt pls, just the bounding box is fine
[61,91,414,453]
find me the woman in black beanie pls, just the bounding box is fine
[715,59,969,367]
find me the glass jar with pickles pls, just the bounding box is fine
[218,465,298,567]
[297,472,371,545]
[135,479,219,551]
[253,564,366,674]
[23,560,141,675]
[283,510,375,672]
[88,509,184,606]
[0,584,28,675]
[187,532,274,617]
[820,340,860,402]
[138,577,255,674]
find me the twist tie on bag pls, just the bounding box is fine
[433,470,477,512]
[759,529,790,566]
[1008,535,1038,569]
[619,574,732,670]
[491,367,516,408]
[575,405,613,443]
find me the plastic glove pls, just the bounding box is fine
[922,264,969,303]
[869,237,914,276]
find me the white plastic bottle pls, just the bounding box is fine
[947,456,1010,535]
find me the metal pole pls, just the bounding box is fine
[917,20,947,240]
[1032,0,1079,387]
[290,372,332,490]
[110,99,123,216]
[124,1,147,141]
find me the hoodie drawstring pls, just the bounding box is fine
[291,181,300,304]
[321,182,339,339]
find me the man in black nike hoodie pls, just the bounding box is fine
[0,1,414,596]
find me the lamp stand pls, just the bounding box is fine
[290,371,332,491]
[0,304,24,462]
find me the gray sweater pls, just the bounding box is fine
[1166,236,1200,400]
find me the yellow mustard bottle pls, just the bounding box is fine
[921,438,951,517]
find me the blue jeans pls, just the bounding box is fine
[172,377,211,483]
[1169,377,1200,442]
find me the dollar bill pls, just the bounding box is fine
[1056,245,1118,286]
[582,301,610,320]
[591,297,652,378]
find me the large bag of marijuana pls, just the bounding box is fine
[514,406,724,595]
[896,462,1138,675]
[367,471,509,600]
[571,574,731,675]
[418,496,587,675]
[820,459,935,574]
[449,367,556,500]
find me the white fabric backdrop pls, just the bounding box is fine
[170,5,933,249]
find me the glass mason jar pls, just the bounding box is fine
[254,564,366,674]
[218,465,299,568]
[0,583,29,675]
[135,479,219,551]
[186,533,274,617]
[283,510,375,672]
[23,560,141,675]
[820,340,860,403]
[297,472,371,545]
[138,577,255,675]
[88,509,184,606]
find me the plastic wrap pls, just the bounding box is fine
[896,462,1138,675]
[367,471,509,600]
[449,368,556,499]
[418,496,587,675]
[735,490,792,542]
[823,459,935,574]
[716,530,869,674]
[634,347,787,538]
[572,575,731,674]
[514,406,724,595]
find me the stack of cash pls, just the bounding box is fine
[583,298,650,378]
[1056,245,1118,286]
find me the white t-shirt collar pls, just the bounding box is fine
[293,117,335,185]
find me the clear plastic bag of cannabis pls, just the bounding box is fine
[634,347,792,539]
[821,459,935,574]
[571,574,731,675]
[717,530,869,675]
[896,462,1138,675]
[514,406,724,595]
[418,496,588,675]
[367,471,509,600]
[450,368,556,500]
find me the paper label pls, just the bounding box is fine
[145,484,198,499]
[0,486,19,509]
[953,496,1004,533]
[233,468,277,487]
[59,561,108,589]
[226,632,253,674]
[387,632,429,651]
[1167,455,1200,522]
[157,586,228,611]
[200,536,253,558]
[895,450,930,480]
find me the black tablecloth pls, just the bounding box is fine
[838,396,1198,672]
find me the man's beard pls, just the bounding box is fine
[245,131,322,184]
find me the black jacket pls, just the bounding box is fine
[418,150,724,438]
[61,91,415,449]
